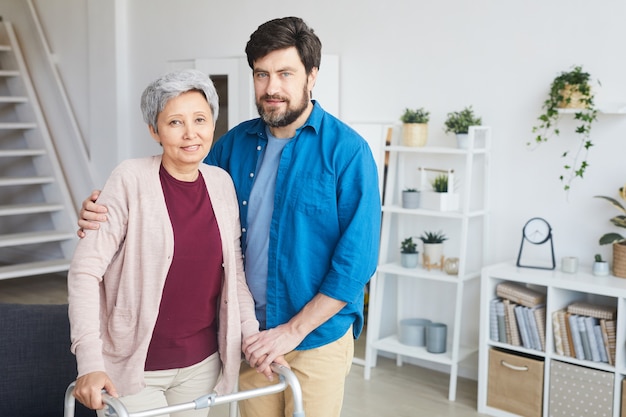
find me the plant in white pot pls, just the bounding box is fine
[401,188,420,209]
[592,254,610,277]
[443,106,482,149]
[419,230,448,271]
[595,185,626,278]
[418,169,460,212]
[400,237,419,268]
[400,107,430,147]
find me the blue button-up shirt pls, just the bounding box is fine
[205,101,381,349]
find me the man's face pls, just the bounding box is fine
[252,47,317,128]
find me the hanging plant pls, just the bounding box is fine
[529,65,599,192]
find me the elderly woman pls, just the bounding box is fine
[68,69,271,416]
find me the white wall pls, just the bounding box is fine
[117,0,626,268]
[14,0,626,377]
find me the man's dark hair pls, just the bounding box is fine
[245,16,322,74]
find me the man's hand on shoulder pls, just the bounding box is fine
[76,190,107,238]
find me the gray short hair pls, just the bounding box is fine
[140,69,219,133]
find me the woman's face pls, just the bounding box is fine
[149,90,214,178]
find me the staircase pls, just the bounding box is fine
[0,20,77,280]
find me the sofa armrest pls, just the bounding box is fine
[0,303,94,417]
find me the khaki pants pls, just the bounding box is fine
[99,353,221,417]
[238,327,354,417]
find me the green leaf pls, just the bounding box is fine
[595,195,626,214]
[610,215,626,228]
[599,233,625,245]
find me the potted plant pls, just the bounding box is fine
[418,170,460,211]
[443,106,482,149]
[401,188,420,209]
[400,107,430,147]
[530,65,599,192]
[419,230,448,271]
[400,237,419,268]
[594,185,626,278]
[432,174,448,193]
[592,254,610,277]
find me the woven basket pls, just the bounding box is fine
[558,84,590,109]
[612,242,626,278]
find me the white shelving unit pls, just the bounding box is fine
[478,262,626,417]
[364,126,491,401]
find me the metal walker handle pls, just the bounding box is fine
[64,363,304,417]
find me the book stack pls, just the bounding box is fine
[489,282,546,351]
[551,302,616,364]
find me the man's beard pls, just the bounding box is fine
[256,86,309,128]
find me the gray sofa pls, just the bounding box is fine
[0,303,94,417]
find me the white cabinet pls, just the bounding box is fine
[478,262,626,417]
[364,126,491,401]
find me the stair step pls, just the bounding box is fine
[0,70,20,77]
[0,203,65,216]
[0,96,28,103]
[0,21,77,283]
[0,259,71,281]
[0,122,37,129]
[0,149,46,157]
[0,231,75,247]
[0,176,55,186]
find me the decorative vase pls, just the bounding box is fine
[612,242,626,278]
[398,318,431,346]
[423,243,444,271]
[444,257,460,275]
[402,123,428,147]
[401,190,420,209]
[401,253,419,268]
[426,322,447,353]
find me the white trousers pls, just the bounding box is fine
[98,352,221,417]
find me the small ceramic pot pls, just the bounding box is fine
[401,253,419,268]
[561,256,578,274]
[456,133,469,149]
[401,190,420,209]
[592,261,610,276]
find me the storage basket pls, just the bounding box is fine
[613,242,626,278]
[487,349,544,417]
[549,360,614,417]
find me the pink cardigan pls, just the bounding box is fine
[68,156,258,396]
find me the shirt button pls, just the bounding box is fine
[242,200,247,205]
[249,172,254,178]
[257,145,262,151]
[242,227,246,233]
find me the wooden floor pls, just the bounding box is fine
[0,274,483,417]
